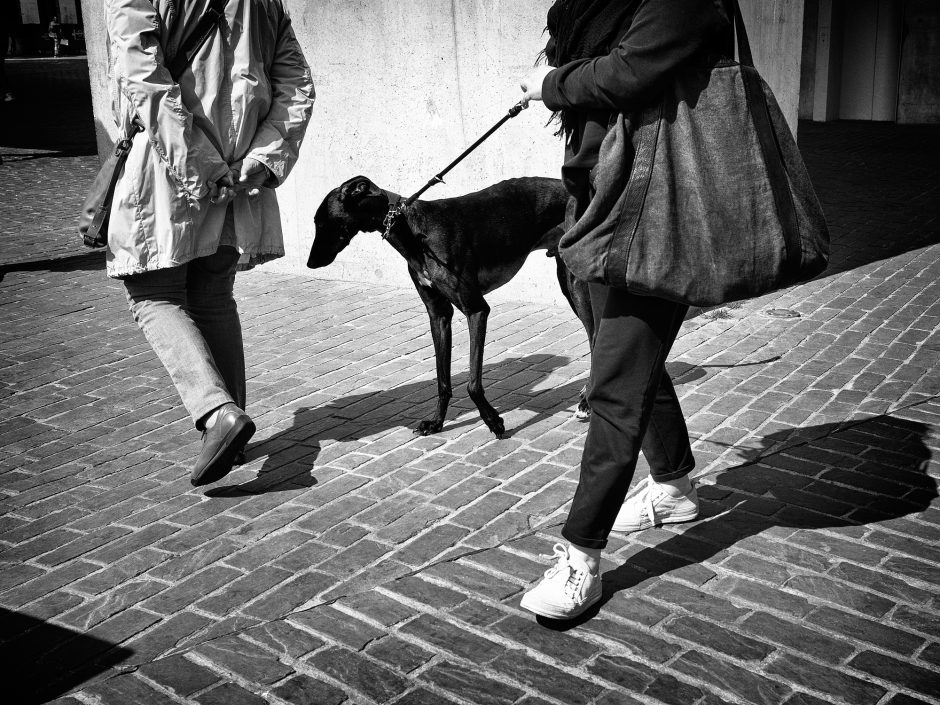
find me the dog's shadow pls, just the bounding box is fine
[211,354,714,496]
[536,414,937,630]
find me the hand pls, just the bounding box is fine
[208,172,235,205]
[520,65,554,107]
[232,157,271,198]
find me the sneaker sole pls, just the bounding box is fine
[520,586,602,620]
[612,507,700,533]
[190,418,256,487]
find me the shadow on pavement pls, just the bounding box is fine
[224,355,769,495]
[541,414,937,630]
[799,121,940,279]
[0,59,97,156]
[0,608,134,704]
[0,251,105,281]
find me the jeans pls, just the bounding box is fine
[562,284,694,550]
[123,245,245,429]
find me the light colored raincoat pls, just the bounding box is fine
[105,0,314,277]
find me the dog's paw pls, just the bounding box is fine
[414,419,443,436]
[574,398,591,422]
[487,418,506,439]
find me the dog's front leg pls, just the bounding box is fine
[466,304,505,439]
[412,276,454,435]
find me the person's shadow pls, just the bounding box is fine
[205,354,759,497]
[538,414,937,629]
[209,354,598,496]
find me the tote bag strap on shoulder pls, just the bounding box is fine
[728,0,802,279]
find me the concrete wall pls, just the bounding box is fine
[898,0,940,124]
[81,0,806,305]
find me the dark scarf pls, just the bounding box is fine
[542,0,640,135]
[544,0,640,67]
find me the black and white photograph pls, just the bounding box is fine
[0,1,938,703]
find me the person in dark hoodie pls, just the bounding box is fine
[518,0,734,620]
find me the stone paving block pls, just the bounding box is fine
[308,646,409,703]
[888,605,940,639]
[424,560,523,601]
[491,649,604,705]
[881,555,939,586]
[739,611,855,663]
[191,633,295,684]
[224,529,317,571]
[123,611,214,665]
[195,564,293,617]
[586,653,660,694]
[59,579,166,630]
[143,567,246,618]
[419,660,525,705]
[289,604,385,650]
[642,579,750,623]
[395,523,471,567]
[194,682,268,705]
[137,653,222,697]
[241,570,334,620]
[664,614,774,661]
[383,575,468,610]
[82,673,178,705]
[848,651,940,701]
[783,574,895,617]
[144,538,241,584]
[0,559,99,608]
[270,674,348,705]
[766,652,887,705]
[711,575,815,617]
[366,635,435,673]
[400,613,506,663]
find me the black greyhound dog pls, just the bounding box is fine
[307,175,594,438]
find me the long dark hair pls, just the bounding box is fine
[544,0,639,67]
[541,0,640,135]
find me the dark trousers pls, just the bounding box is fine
[562,284,694,550]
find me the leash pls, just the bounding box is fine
[383,100,529,240]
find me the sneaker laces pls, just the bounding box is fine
[540,543,586,600]
[634,476,691,526]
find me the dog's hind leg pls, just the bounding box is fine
[465,303,505,438]
[412,276,454,435]
[555,257,595,421]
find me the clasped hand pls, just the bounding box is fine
[208,157,270,205]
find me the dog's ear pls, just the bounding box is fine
[339,176,378,204]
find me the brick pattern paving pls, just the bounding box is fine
[1,61,939,705]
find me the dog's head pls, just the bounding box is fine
[307,176,390,268]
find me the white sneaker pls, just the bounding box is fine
[612,476,699,533]
[519,543,602,620]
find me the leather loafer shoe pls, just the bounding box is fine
[190,404,255,487]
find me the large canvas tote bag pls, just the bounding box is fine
[558,0,830,307]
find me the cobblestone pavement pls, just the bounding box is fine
[1,59,939,705]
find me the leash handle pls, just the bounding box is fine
[402,100,529,207]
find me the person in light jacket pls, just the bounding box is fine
[517,0,733,620]
[106,0,314,486]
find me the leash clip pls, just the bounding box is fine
[382,200,404,240]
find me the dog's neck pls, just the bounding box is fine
[370,189,428,266]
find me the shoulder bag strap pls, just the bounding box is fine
[82,0,230,247]
[166,0,229,81]
[729,0,802,280]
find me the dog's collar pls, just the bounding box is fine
[382,198,406,240]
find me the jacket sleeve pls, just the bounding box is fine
[245,7,315,187]
[106,0,229,199]
[542,0,729,114]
